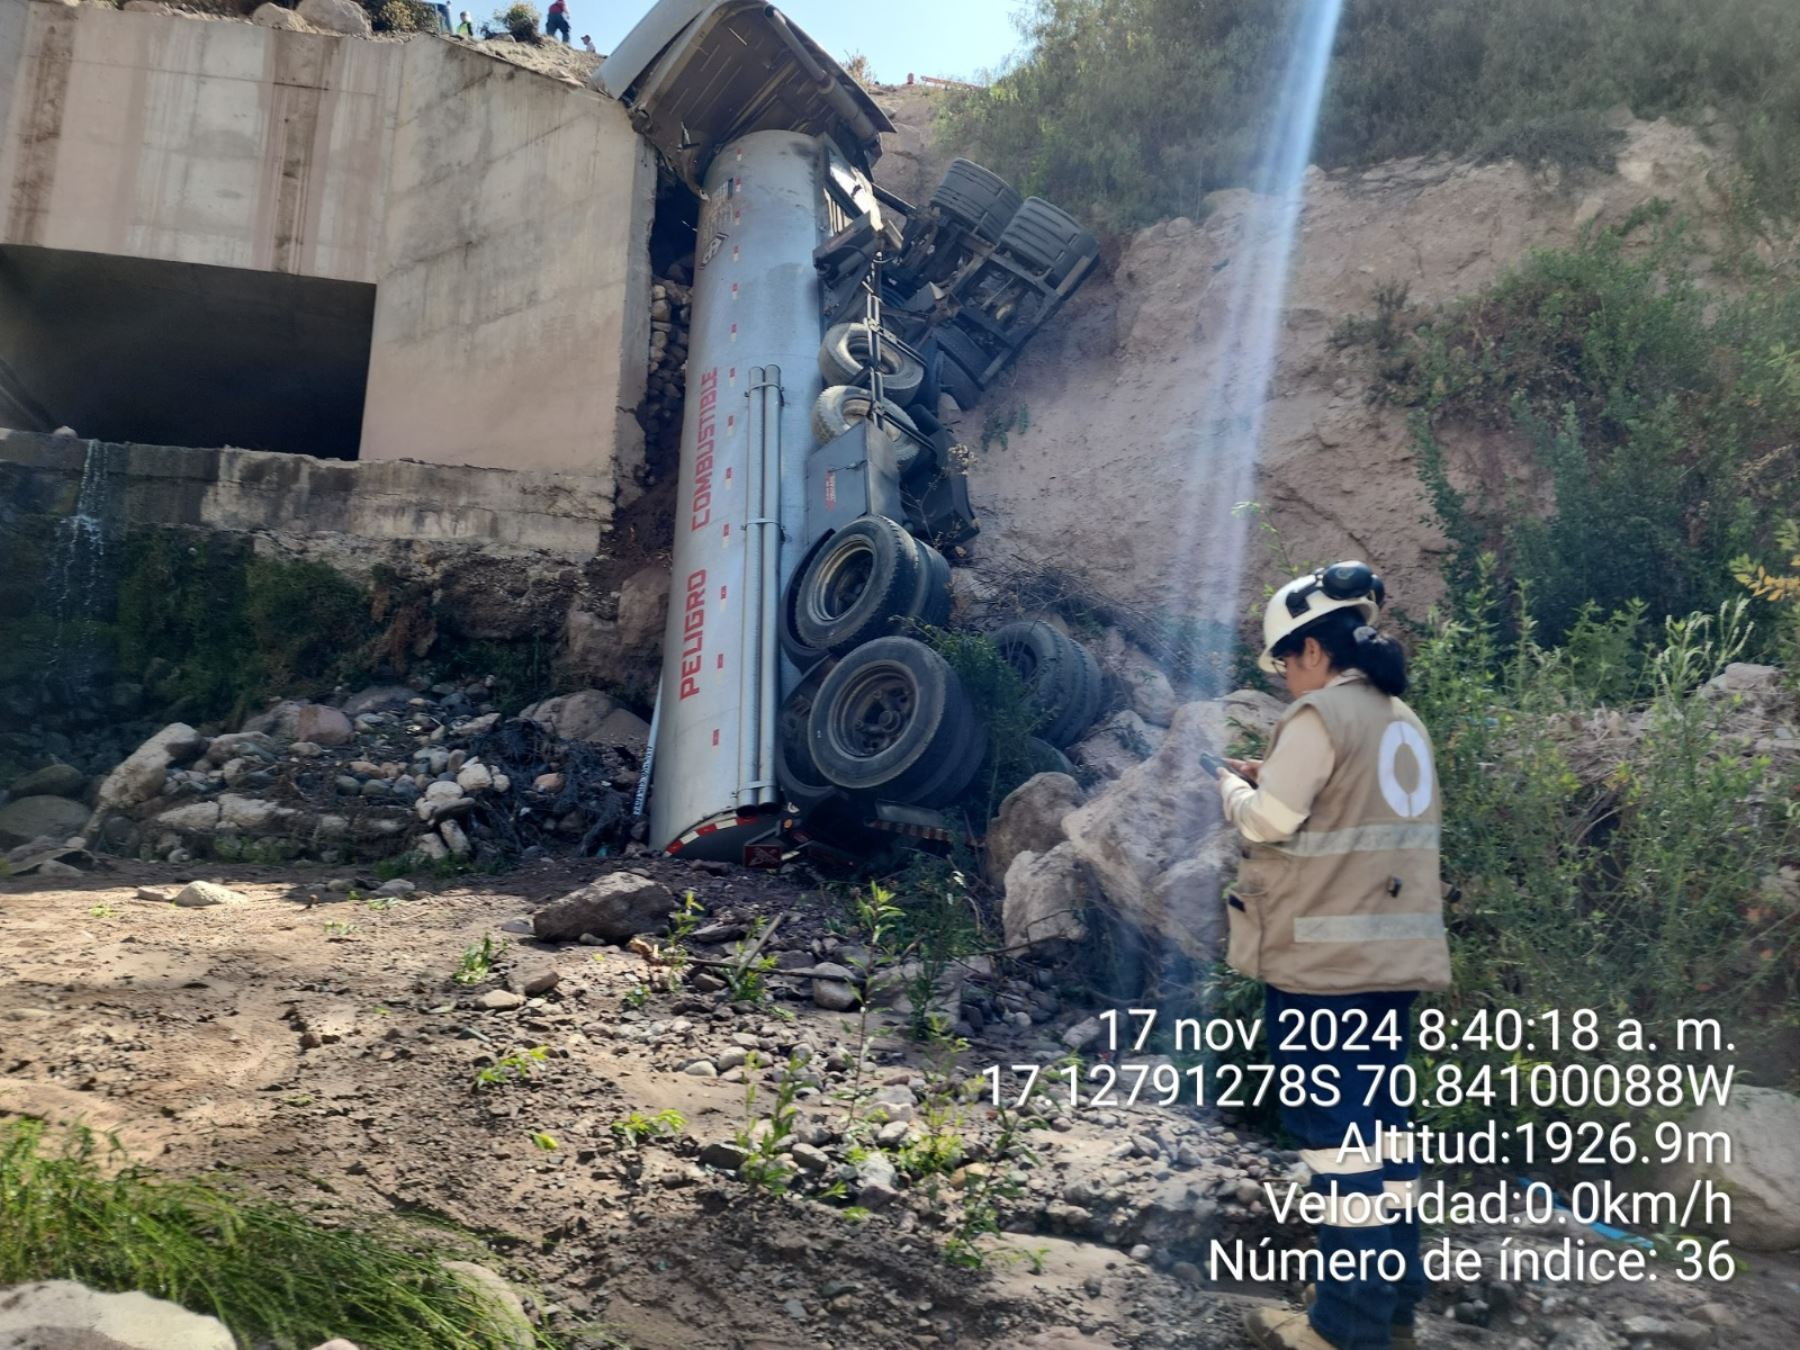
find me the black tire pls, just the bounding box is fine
[1024,737,1075,776]
[995,197,1100,288]
[790,515,922,655]
[992,620,1105,748]
[807,636,980,805]
[818,323,925,403]
[932,349,981,413]
[930,159,1023,244]
[905,539,953,630]
[776,675,838,811]
[1043,639,1104,747]
[933,324,993,389]
[812,385,919,464]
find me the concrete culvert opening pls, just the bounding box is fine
[0,244,375,459]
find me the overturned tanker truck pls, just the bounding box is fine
[601,0,1107,864]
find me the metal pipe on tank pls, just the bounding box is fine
[737,368,768,805]
[754,365,783,805]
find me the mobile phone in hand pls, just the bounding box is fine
[1198,751,1228,777]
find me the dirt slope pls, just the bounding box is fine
[873,103,1727,621]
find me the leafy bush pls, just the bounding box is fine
[941,0,1800,228]
[366,0,440,32]
[917,625,1045,822]
[1403,580,1799,1127]
[494,2,538,41]
[114,531,379,724]
[1360,217,1798,651]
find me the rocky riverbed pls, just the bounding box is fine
[4,854,1795,1349]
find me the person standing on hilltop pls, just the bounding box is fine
[545,0,572,44]
[1215,562,1451,1350]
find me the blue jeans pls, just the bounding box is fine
[1266,986,1426,1350]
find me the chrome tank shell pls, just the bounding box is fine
[649,129,827,856]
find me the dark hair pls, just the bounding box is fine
[1272,607,1408,697]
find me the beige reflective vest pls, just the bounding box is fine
[1225,674,1452,995]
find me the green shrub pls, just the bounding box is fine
[1362,219,1797,652]
[366,0,440,32]
[917,625,1045,822]
[1405,581,1798,1130]
[941,0,1800,228]
[494,2,538,41]
[112,531,381,724]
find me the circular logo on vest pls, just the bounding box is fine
[1378,720,1434,818]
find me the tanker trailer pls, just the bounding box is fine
[600,1,1104,864]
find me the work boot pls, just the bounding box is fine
[1244,1305,1339,1350]
[1301,1284,1418,1350]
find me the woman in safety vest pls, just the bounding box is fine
[1216,562,1450,1350]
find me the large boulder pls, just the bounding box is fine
[91,723,204,815]
[1097,628,1179,726]
[0,1280,234,1349]
[7,762,86,798]
[593,707,651,750]
[1070,709,1164,782]
[1645,1085,1800,1251]
[563,571,669,700]
[616,565,672,652]
[341,684,416,717]
[984,771,1082,885]
[0,795,91,848]
[1002,843,1096,952]
[532,872,678,942]
[296,0,370,35]
[252,3,311,29]
[1221,687,1289,742]
[441,1263,534,1350]
[294,704,354,747]
[519,690,620,742]
[1062,700,1238,959]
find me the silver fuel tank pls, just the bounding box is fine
[650,129,828,859]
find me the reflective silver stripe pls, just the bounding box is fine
[1293,912,1446,943]
[1272,823,1441,858]
[1301,1145,1379,1176]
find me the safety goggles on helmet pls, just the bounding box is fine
[1284,561,1386,618]
[1258,561,1386,676]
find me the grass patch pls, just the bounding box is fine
[0,1118,550,1349]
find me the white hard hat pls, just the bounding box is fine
[1258,562,1384,674]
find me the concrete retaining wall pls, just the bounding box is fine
[0,0,654,485]
[1,428,614,553]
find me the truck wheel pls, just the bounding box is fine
[930,159,1023,244]
[812,386,919,464]
[932,350,981,413]
[776,676,838,810]
[807,635,982,805]
[819,323,925,403]
[932,324,993,390]
[1024,737,1075,776]
[790,515,923,655]
[992,620,1105,748]
[995,197,1100,288]
[905,538,953,630]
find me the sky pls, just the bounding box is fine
[570,1,1029,85]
